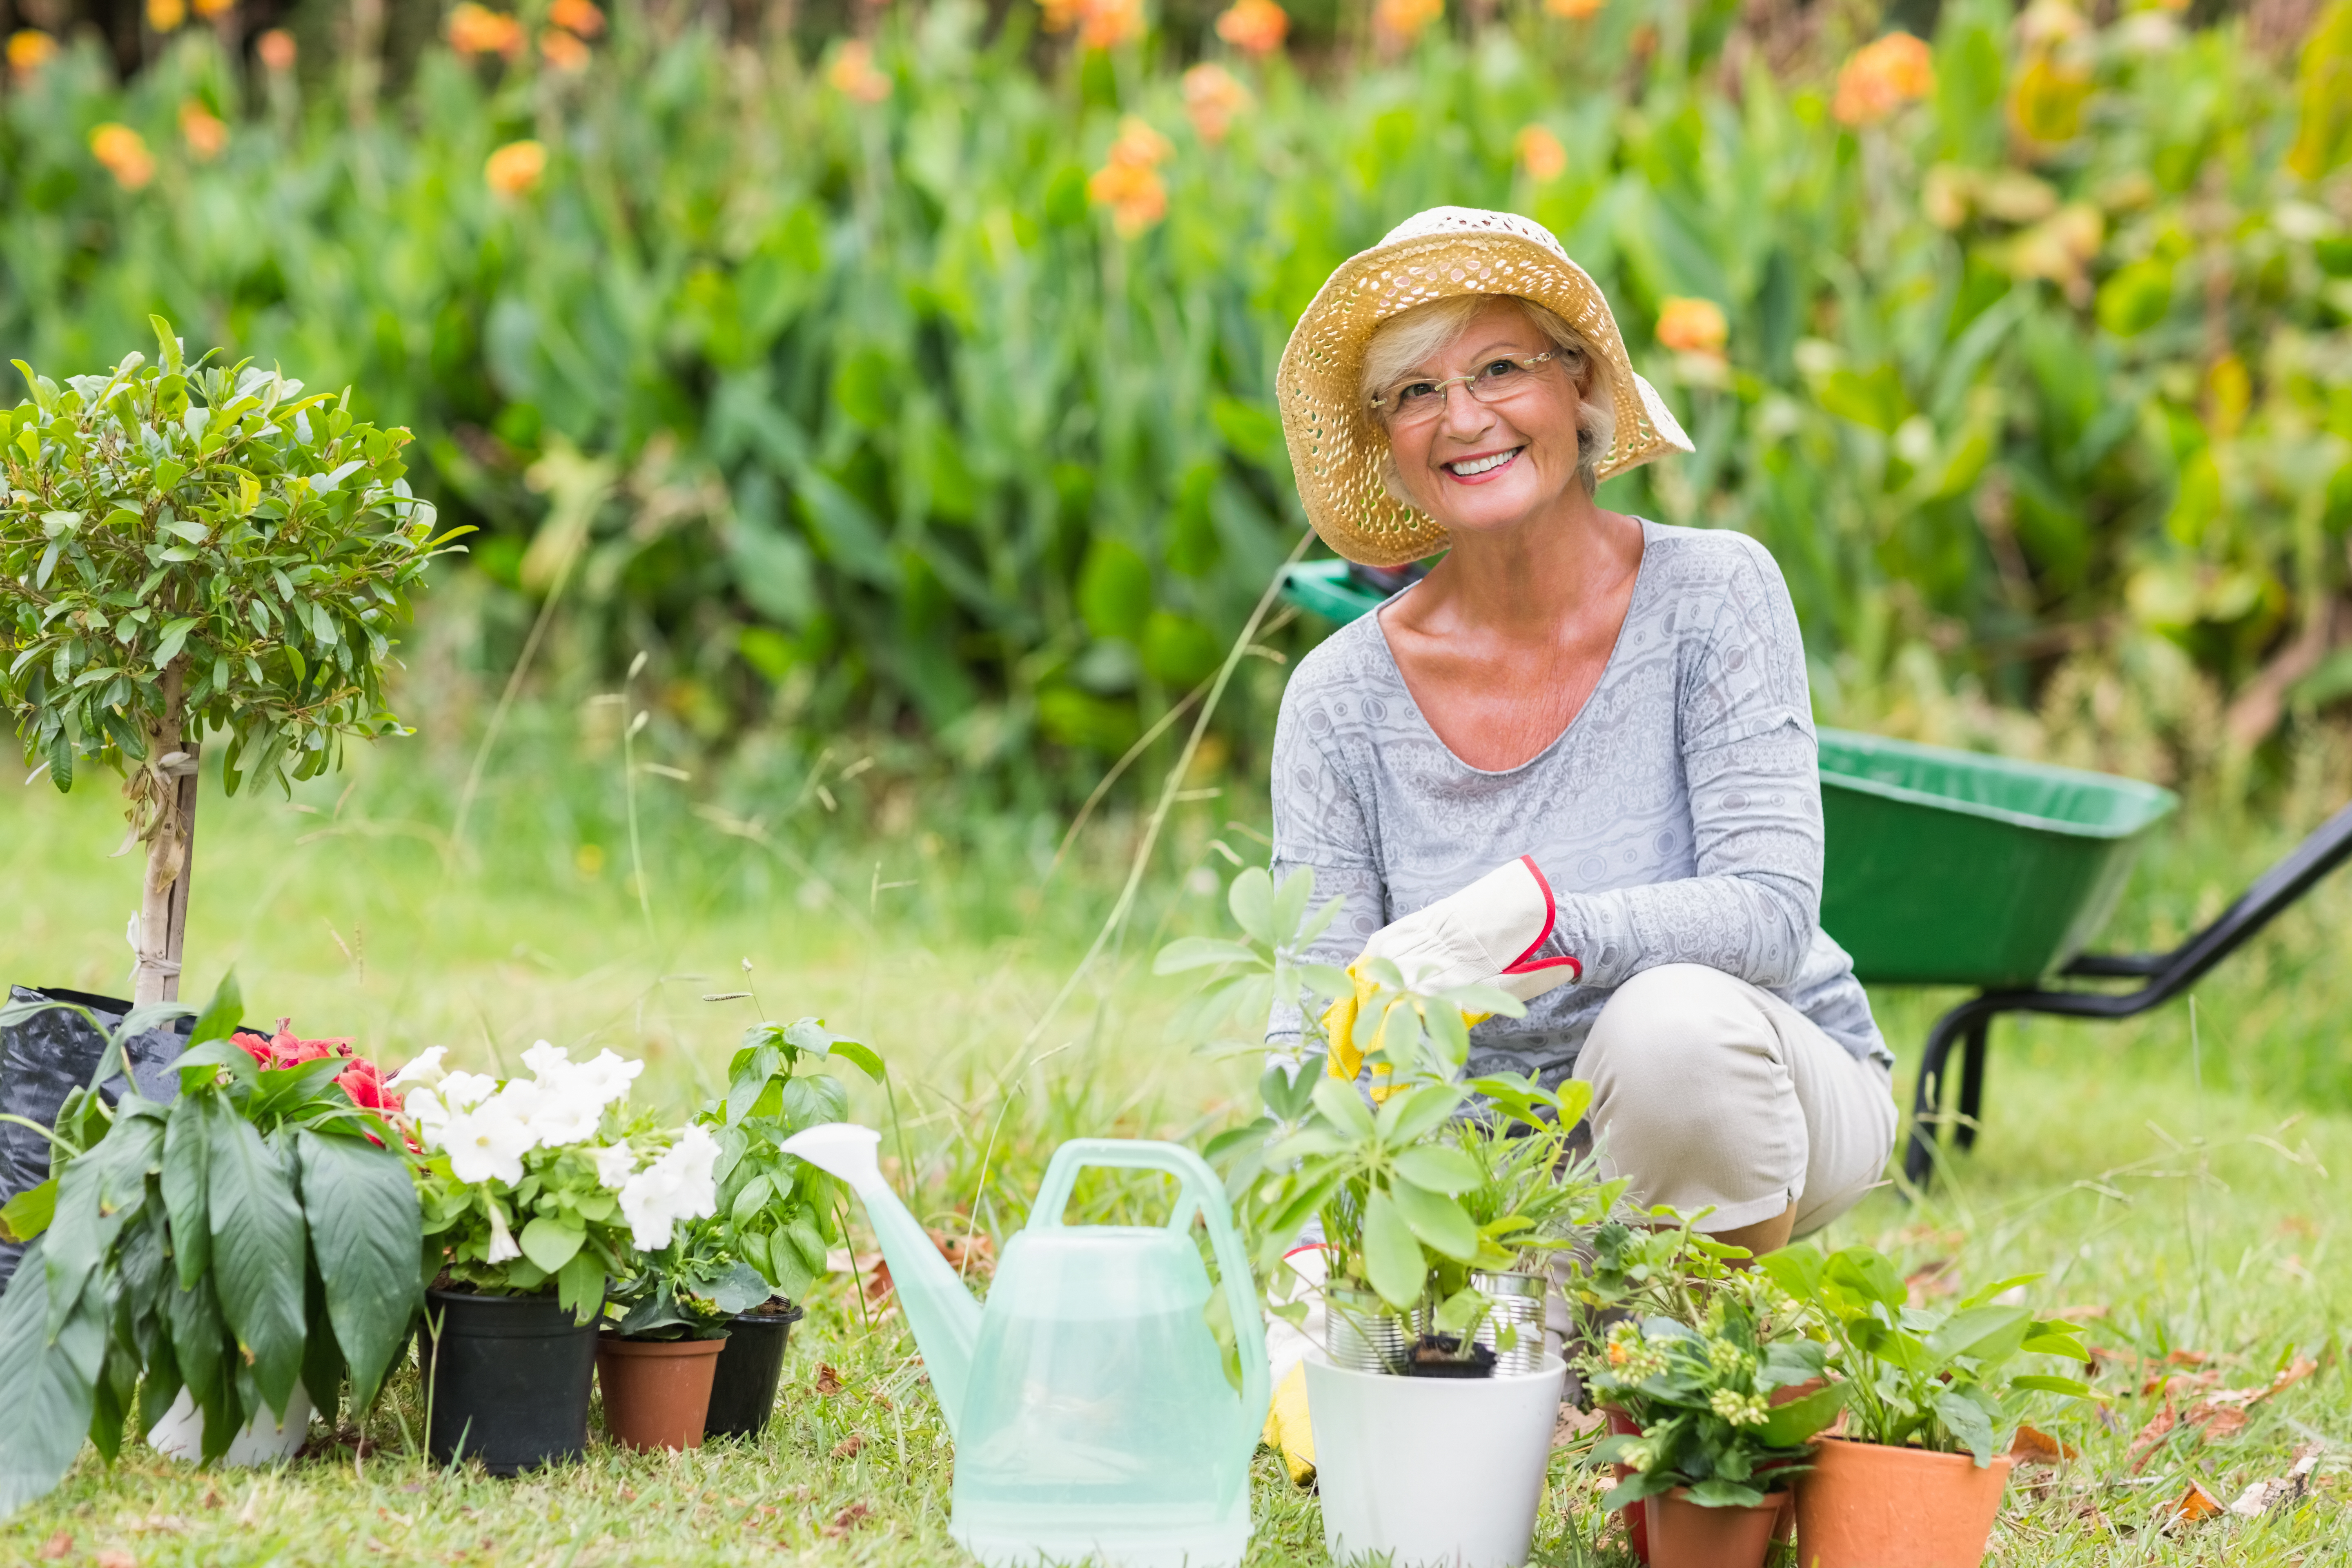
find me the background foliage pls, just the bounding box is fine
[3,0,2351,800]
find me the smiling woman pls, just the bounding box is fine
[1268,208,1900,1266]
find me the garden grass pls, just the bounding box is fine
[1,743,2348,1565]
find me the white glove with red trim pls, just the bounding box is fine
[1357,854,1582,1003]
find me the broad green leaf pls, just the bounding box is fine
[1359,1188,1427,1310]
[1934,1388,2000,1466]
[0,1241,107,1515]
[0,1177,57,1243]
[1309,1076,1376,1140]
[1390,1144,1480,1196]
[555,1249,606,1324]
[1825,1245,1908,1310]
[161,1091,220,1288]
[1925,1305,2031,1365]
[1373,1082,1461,1148]
[1226,866,1274,945]
[820,1038,886,1083]
[185,972,244,1048]
[209,1117,308,1417]
[2010,1374,2094,1397]
[1153,937,1261,974]
[518,1214,586,1274]
[1757,1381,1847,1446]
[1269,867,1313,948]
[1388,1179,1477,1261]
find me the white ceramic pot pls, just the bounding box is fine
[1304,1348,1566,1568]
[146,1382,315,1466]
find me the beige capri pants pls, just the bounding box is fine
[1571,963,1899,1237]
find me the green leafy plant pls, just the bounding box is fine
[1581,1272,1845,1511]
[1759,1243,2096,1465]
[0,974,420,1515]
[0,321,467,1003]
[697,1017,886,1306]
[604,1224,769,1341]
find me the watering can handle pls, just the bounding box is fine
[1029,1139,1272,1460]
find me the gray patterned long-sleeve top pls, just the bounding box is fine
[1268,520,1890,1080]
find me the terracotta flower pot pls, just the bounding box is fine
[1645,1487,1778,1568]
[1793,1437,2013,1568]
[1601,1407,1652,1566]
[597,1334,728,1452]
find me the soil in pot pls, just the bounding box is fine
[598,1334,728,1452]
[420,1287,599,1475]
[1404,1334,1497,1379]
[1645,1488,1777,1568]
[704,1298,805,1441]
[1793,1437,2013,1568]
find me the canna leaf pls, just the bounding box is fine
[208,1117,308,1418]
[1359,1187,1427,1310]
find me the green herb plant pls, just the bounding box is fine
[0,321,468,1004]
[0,975,421,1515]
[1759,1243,2096,1466]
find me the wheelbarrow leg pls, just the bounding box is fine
[1954,1019,1989,1152]
[1904,996,1997,1190]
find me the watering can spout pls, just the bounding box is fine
[780,1123,981,1438]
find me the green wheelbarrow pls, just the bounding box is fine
[1281,559,2352,1187]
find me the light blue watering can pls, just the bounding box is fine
[781,1124,1270,1568]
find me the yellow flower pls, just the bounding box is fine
[826,40,891,102]
[147,0,186,33]
[192,0,236,17]
[1182,63,1251,145]
[7,28,57,79]
[90,123,156,190]
[1515,124,1567,183]
[484,138,547,197]
[1833,32,1934,127]
[1544,0,1603,17]
[179,100,228,161]
[448,2,525,60]
[1656,296,1728,358]
[1214,0,1287,54]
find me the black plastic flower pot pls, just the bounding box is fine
[702,1300,805,1441]
[421,1288,598,1474]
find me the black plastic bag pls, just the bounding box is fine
[0,985,194,1292]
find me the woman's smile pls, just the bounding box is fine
[1443,445,1524,481]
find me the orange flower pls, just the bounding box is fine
[255,27,296,70]
[1089,160,1167,236]
[1515,124,1567,183]
[539,27,590,69]
[89,123,156,190]
[548,0,606,36]
[179,100,228,161]
[484,138,547,197]
[826,39,891,102]
[148,0,187,32]
[448,2,525,59]
[1544,0,1603,17]
[1214,0,1287,54]
[192,0,235,17]
[1373,0,1442,43]
[7,29,57,79]
[1832,32,1934,127]
[1040,0,1145,49]
[1655,296,1728,357]
[1182,62,1250,144]
[1105,114,1173,170]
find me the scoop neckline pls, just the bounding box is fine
[1368,518,1656,779]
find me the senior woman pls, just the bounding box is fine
[1268,208,1898,1256]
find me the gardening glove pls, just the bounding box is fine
[1260,1243,1327,1485]
[1322,855,1582,1082]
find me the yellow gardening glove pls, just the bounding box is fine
[1320,967,1400,1100]
[1261,1360,1316,1485]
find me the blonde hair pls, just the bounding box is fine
[1360,293,1618,498]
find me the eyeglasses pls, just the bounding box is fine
[1368,351,1557,429]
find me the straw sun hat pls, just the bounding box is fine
[1275,207,1695,568]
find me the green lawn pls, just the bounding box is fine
[1,737,2347,1565]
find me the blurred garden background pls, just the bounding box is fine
[5,0,2352,1558]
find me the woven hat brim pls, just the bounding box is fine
[1276,231,1693,568]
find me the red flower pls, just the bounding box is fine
[234,1019,355,1071]
[335,1058,390,1114]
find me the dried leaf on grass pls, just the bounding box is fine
[824,1501,873,1538]
[814,1363,845,1396]
[832,1432,866,1459]
[1904,1258,1960,1303]
[2009,1424,2080,1465]
[2129,1356,2319,1469]
[2227,1443,2324,1518]
[929,1226,996,1281]
[95,1552,137,1568]
[2163,1479,2226,1528]
[36,1532,71,1561]
[2126,1402,2177,1473]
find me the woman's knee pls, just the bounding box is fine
[1579,964,1769,1091]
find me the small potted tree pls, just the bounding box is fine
[1759,1243,2095,1568]
[0,322,463,1256]
[689,1016,885,1441]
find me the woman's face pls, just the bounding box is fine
[1379,297,1587,536]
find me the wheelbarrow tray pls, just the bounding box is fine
[1819,730,2178,988]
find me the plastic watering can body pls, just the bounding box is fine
[781,1126,1270,1568]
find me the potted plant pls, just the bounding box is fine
[1578,1270,1845,1568]
[596,1129,752,1452]
[0,323,463,1262]
[0,976,419,1515]
[1759,1243,2095,1568]
[397,1041,718,1474]
[1169,868,1593,1568]
[690,1016,885,1441]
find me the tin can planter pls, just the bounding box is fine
[421,1289,598,1475]
[1793,1438,2013,1568]
[1469,1270,1546,1376]
[598,1334,728,1452]
[1645,1488,1778,1568]
[1305,1348,1566,1568]
[704,1300,805,1441]
[1322,1283,1412,1374]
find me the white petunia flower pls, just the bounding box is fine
[386,1046,449,1091]
[485,1202,522,1264]
[443,1100,534,1186]
[528,1085,605,1146]
[618,1125,722,1251]
[439,1071,498,1112]
[520,1040,571,1078]
[405,1087,452,1146]
[594,1142,638,1190]
[572,1050,644,1108]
